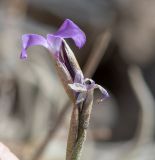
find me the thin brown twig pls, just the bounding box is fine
[31,30,111,160]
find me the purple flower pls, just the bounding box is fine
[20,19,86,60]
[21,19,85,82]
[20,19,109,103]
[69,71,109,104]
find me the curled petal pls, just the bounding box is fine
[20,34,48,59]
[54,19,86,48]
[94,84,109,102]
[68,83,87,92]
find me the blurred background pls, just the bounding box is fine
[0,0,155,160]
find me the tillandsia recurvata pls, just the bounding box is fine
[20,19,109,160]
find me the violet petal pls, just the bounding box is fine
[54,19,86,48]
[47,34,62,58]
[20,34,48,59]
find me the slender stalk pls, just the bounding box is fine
[66,105,79,160]
[71,91,94,160]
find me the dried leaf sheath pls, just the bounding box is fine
[63,40,81,73]
[55,41,83,102]
[55,60,75,101]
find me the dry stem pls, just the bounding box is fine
[71,91,94,160]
